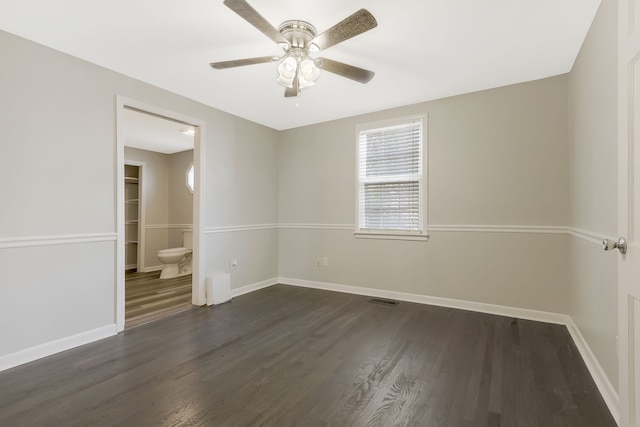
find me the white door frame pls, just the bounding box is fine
[618,1,640,425]
[115,96,206,332]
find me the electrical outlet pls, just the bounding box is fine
[230,259,238,270]
[322,257,328,266]
[315,257,321,267]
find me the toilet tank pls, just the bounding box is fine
[183,229,193,249]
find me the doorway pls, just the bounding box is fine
[124,110,194,327]
[116,97,206,332]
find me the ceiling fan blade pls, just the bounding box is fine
[316,58,375,83]
[223,0,289,47]
[310,9,377,51]
[284,86,298,97]
[284,73,300,97]
[210,56,278,69]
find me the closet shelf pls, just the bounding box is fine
[125,163,141,270]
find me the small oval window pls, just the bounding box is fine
[186,163,195,194]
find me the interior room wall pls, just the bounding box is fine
[124,147,170,269]
[0,29,279,365]
[204,118,280,287]
[278,75,570,314]
[168,149,194,248]
[568,0,618,389]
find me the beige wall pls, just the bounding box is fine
[168,150,194,225]
[279,76,570,314]
[202,116,280,284]
[568,0,618,389]
[0,29,279,359]
[168,149,194,248]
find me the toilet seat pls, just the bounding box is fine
[158,247,191,257]
[157,229,194,279]
[157,247,193,279]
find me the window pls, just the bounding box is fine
[356,115,427,241]
[186,163,195,193]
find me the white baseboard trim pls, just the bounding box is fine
[0,278,279,373]
[0,324,117,372]
[278,277,568,324]
[0,277,618,424]
[564,319,619,425]
[276,276,619,423]
[231,277,278,298]
[143,265,163,273]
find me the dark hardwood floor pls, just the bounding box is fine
[0,285,615,426]
[125,270,192,328]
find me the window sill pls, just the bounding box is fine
[354,231,430,242]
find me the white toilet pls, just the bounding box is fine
[157,229,193,279]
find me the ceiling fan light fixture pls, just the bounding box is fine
[277,75,294,88]
[298,76,315,90]
[281,56,297,73]
[301,58,320,80]
[277,56,298,87]
[298,57,320,89]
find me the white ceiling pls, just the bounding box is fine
[0,0,601,131]
[124,109,194,154]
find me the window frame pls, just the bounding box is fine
[186,163,195,194]
[354,114,428,241]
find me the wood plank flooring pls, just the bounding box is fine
[125,270,192,328]
[0,285,615,426]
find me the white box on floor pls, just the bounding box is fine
[206,274,231,306]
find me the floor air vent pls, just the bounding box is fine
[369,298,399,306]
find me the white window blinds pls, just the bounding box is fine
[358,117,424,233]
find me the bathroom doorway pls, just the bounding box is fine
[123,109,194,328]
[116,97,205,331]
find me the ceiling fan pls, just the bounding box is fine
[210,0,377,97]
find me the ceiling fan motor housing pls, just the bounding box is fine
[278,20,317,51]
